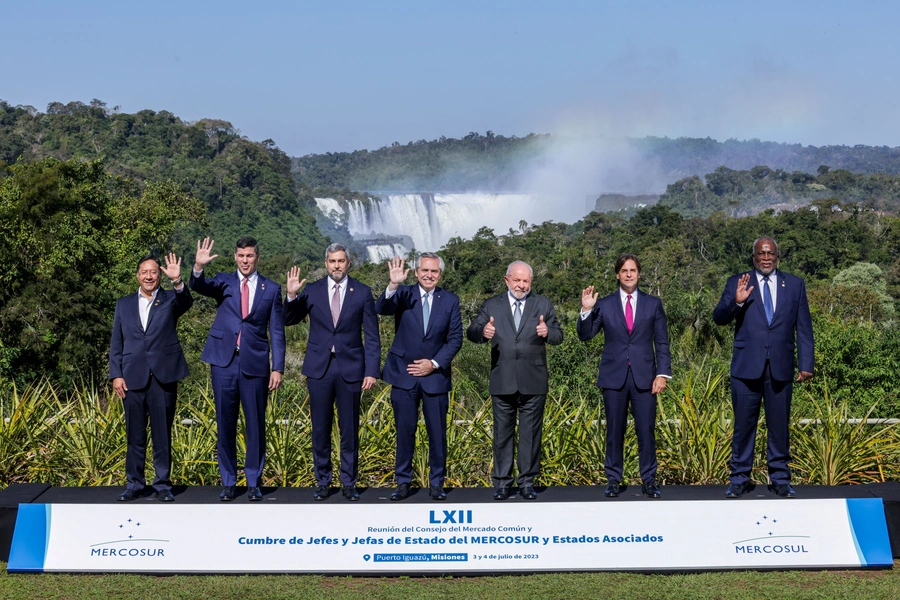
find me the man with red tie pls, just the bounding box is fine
[578,254,671,499]
[190,237,285,502]
[284,243,381,501]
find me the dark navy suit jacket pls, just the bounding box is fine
[109,287,192,388]
[190,270,286,376]
[577,289,672,390]
[375,284,463,394]
[713,270,814,381]
[283,276,381,382]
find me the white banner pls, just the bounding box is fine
[7,498,892,572]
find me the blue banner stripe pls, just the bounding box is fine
[7,504,50,572]
[845,498,892,567]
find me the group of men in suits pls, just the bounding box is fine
[109,234,813,503]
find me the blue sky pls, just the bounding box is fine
[3,1,898,155]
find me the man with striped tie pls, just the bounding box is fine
[713,237,814,499]
[578,254,671,499]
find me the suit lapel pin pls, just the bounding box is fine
[154,300,160,306]
[349,287,354,292]
[261,283,266,290]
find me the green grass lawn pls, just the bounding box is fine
[1,562,898,599]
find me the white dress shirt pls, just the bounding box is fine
[137,287,160,331]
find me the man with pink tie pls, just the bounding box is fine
[578,254,672,499]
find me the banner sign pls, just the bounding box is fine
[7,498,892,573]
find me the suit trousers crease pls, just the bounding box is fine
[123,374,177,492]
[730,361,793,485]
[602,367,657,483]
[391,384,449,487]
[491,393,545,489]
[307,354,361,487]
[211,352,269,487]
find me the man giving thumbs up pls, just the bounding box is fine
[466,261,563,501]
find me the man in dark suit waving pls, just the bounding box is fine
[284,243,381,501]
[190,237,285,502]
[375,253,463,501]
[466,261,563,500]
[713,236,814,498]
[110,253,192,502]
[578,254,671,499]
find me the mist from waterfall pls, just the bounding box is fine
[318,193,590,252]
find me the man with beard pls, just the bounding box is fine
[466,261,563,501]
[713,236,814,498]
[284,243,381,501]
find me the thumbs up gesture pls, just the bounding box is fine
[483,316,496,340]
[536,314,548,338]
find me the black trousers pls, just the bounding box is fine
[491,393,546,489]
[123,374,177,492]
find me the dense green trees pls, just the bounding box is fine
[0,158,204,384]
[0,100,327,265]
[292,131,900,192]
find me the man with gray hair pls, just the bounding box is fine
[713,236,814,499]
[467,260,563,500]
[376,253,463,501]
[285,243,381,501]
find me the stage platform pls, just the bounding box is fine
[3,482,899,569]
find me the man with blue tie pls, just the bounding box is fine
[284,243,381,501]
[578,254,671,499]
[190,237,285,502]
[713,236,814,498]
[110,253,192,502]
[375,253,463,501]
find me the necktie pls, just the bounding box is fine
[626,294,634,334]
[514,300,522,330]
[331,283,341,327]
[422,292,430,334]
[238,276,249,347]
[763,276,774,325]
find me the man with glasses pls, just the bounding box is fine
[713,237,814,498]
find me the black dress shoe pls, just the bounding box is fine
[155,489,175,502]
[248,486,263,501]
[118,489,142,502]
[493,487,511,501]
[219,486,236,501]
[771,483,796,498]
[725,482,749,498]
[429,485,447,501]
[342,485,359,501]
[605,480,621,498]
[642,480,661,498]
[391,483,411,501]
[313,485,329,501]
[520,485,537,500]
